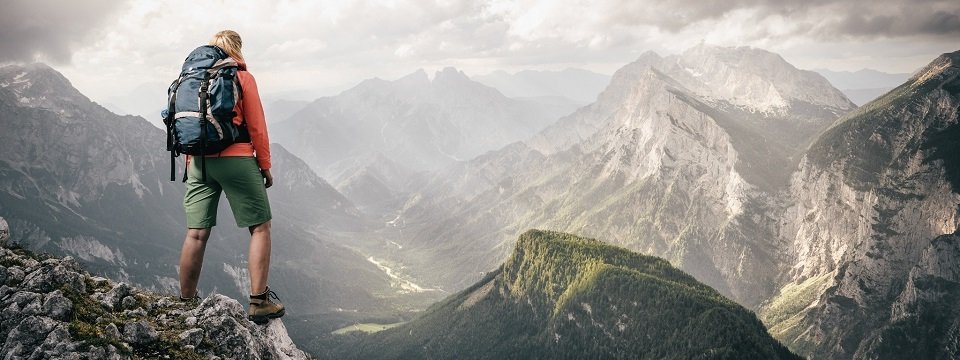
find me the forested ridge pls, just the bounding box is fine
[333,230,798,359]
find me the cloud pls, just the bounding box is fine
[818,6,960,38]
[593,0,960,40]
[47,0,958,125]
[0,0,128,64]
[52,0,957,75]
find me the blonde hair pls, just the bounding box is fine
[210,30,244,62]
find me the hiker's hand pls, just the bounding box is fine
[261,169,273,189]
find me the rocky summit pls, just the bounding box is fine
[0,220,307,360]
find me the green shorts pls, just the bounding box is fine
[183,156,272,228]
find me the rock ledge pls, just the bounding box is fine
[0,238,308,359]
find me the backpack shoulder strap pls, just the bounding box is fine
[165,76,185,181]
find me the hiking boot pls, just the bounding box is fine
[248,286,285,324]
[179,293,201,306]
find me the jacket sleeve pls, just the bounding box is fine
[239,71,271,170]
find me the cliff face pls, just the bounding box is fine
[762,51,960,358]
[0,219,307,359]
[859,234,960,358]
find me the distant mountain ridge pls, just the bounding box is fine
[335,230,799,359]
[473,68,611,104]
[273,66,579,214]
[276,67,575,176]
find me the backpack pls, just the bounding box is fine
[162,45,249,182]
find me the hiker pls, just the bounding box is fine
[173,30,284,324]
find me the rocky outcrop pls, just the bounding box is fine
[0,217,8,246]
[0,233,307,359]
[855,234,960,358]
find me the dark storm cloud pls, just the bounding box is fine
[606,0,960,39]
[816,1,960,38]
[0,0,127,63]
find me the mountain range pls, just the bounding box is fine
[378,44,855,309]
[271,67,580,215]
[3,43,960,359]
[326,46,960,358]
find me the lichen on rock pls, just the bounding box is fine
[0,233,309,359]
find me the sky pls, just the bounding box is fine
[2,0,959,123]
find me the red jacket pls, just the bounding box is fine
[188,62,271,170]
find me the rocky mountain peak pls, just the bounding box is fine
[589,58,689,116]
[525,61,687,155]
[0,63,70,86]
[395,68,429,85]
[634,49,663,63]
[681,43,782,65]
[0,237,308,359]
[429,67,505,101]
[675,44,854,112]
[387,67,479,89]
[910,49,960,86]
[352,67,502,104]
[606,51,664,84]
[433,66,470,83]
[0,63,89,110]
[533,43,856,155]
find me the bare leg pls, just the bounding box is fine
[179,228,212,298]
[248,220,272,294]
